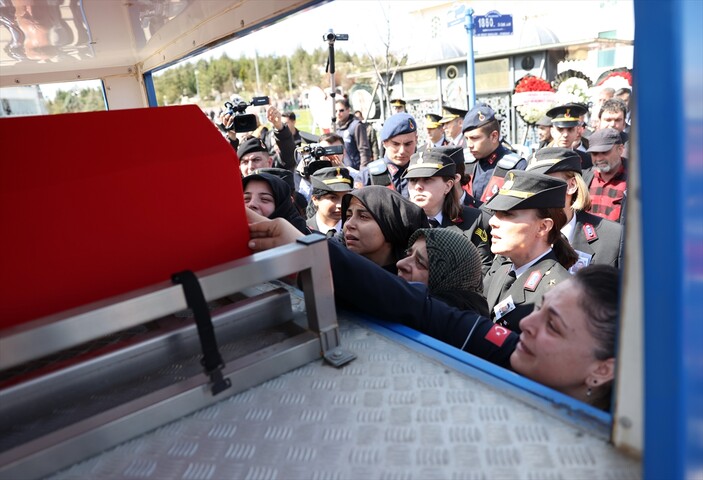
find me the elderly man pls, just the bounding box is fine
[438,106,467,148]
[360,112,418,197]
[424,113,447,148]
[584,128,628,223]
[390,98,407,113]
[237,137,272,177]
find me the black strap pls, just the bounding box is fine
[172,270,231,395]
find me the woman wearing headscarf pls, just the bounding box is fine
[526,148,623,271]
[340,186,428,274]
[247,211,619,410]
[482,170,578,333]
[242,172,309,234]
[397,228,489,316]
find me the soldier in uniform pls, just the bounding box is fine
[390,98,407,113]
[438,105,468,148]
[306,167,354,237]
[403,149,494,272]
[526,148,623,270]
[360,112,418,197]
[434,145,482,208]
[424,113,447,148]
[482,170,578,333]
[546,102,593,170]
[462,103,526,203]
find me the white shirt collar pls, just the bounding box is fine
[428,211,444,225]
[513,248,553,278]
[561,213,578,243]
[315,216,341,235]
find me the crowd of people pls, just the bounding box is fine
[219,89,630,411]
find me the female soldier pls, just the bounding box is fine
[242,172,309,234]
[403,149,494,271]
[340,186,428,274]
[306,166,354,236]
[482,170,578,333]
[526,148,623,271]
[397,228,489,316]
[246,211,618,410]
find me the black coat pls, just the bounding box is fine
[328,239,517,368]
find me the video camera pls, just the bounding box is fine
[323,29,349,43]
[222,96,270,132]
[296,143,344,177]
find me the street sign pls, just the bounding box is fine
[447,4,467,27]
[474,10,513,36]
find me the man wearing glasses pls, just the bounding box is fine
[334,98,371,170]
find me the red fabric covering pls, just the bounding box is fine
[0,105,249,328]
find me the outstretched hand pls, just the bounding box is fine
[266,106,284,131]
[247,208,304,251]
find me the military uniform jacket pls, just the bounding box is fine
[466,145,526,203]
[571,210,623,269]
[327,239,518,368]
[483,251,571,334]
[360,158,410,198]
[306,216,340,238]
[440,206,494,276]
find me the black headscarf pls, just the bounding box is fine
[242,173,309,234]
[341,186,429,270]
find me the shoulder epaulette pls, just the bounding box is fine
[497,152,522,170]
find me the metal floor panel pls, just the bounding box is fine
[44,315,641,480]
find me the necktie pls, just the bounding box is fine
[428,218,440,228]
[500,270,517,299]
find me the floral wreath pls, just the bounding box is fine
[512,74,555,125]
[596,68,633,90]
[551,70,592,106]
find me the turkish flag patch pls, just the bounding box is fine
[485,324,510,347]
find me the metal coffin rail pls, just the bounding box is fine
[0,234,350,480]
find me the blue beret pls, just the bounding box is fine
[381,113,417,142]
[462,103,497,132]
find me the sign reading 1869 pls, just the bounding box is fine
[474,10,513,36]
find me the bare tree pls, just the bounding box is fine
[365,2,407,121]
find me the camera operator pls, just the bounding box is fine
[261,105,297,172]
[218,103,296,173]
[295,133,362,202]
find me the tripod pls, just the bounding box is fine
[323,29,348,128]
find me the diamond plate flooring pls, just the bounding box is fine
[46,316,641,480]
